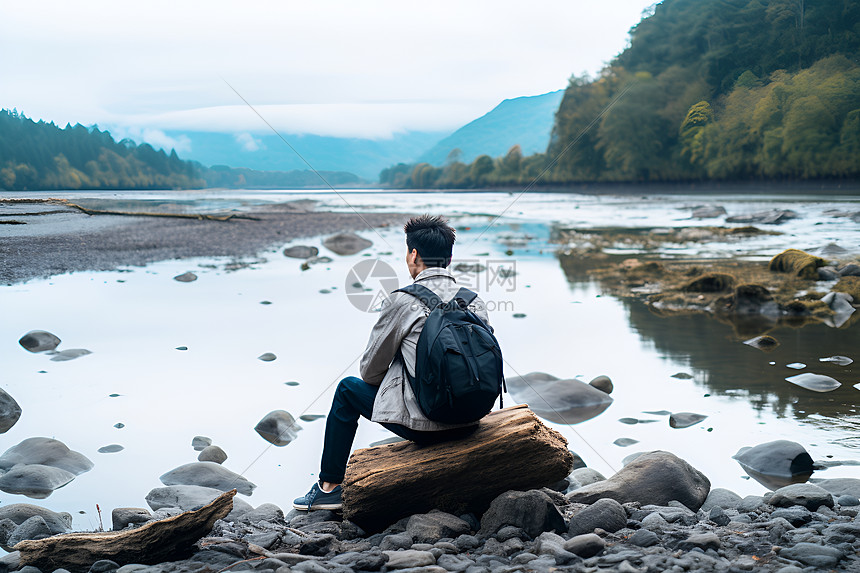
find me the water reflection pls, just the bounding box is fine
[505,372,613,425]
[619,299,860,427]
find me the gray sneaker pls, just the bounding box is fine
[293,482,343,511]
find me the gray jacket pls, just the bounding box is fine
[360,266,491,431]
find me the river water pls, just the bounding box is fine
[1,189,858,530]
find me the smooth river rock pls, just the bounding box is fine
[283,245,320,259]
[255,410,302,446]
[0,437,93,475]
[768,483,834,511]
[322,232,373,256]
[568,498,626,536]
[669,412,708,429]
[0,464,76,498]
[159,462,256,496]
[18,331,61,353]
[733,439,814,490]
[785,372,841,392]
[0,388,22,434]
[191,436,212,451]
[173,272,198,282]
[566,450,711,511]
[198,445,228,464]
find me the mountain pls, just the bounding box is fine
[416,90,564,166]
[379,0,860,188]
[165,130,449,181]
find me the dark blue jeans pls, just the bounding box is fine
[319,376,475,484]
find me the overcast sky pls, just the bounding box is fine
[1,0,657,145]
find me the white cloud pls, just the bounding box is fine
[234,132,263,152]
[107,126,192,153]
[117,102,485,139]
[0,0,658,138]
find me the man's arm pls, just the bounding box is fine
[359,293,414,386]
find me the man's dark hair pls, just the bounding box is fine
[404,214,456,268]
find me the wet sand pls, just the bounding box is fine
[0,201,406,285]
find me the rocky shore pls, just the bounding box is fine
[1,449,859,572]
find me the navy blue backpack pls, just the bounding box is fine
[395,284,505,424]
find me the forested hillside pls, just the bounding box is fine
[0,109,203,190]
[382,0,860,188]
[0,110,362,190]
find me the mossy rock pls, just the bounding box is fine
[769,249,825,279]
[833,276,860,300]
[734,283,773,303]
[622,260,665,277]
[782,299,831,317]
[682,273,735,293]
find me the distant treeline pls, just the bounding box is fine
[0,109,203,190]
[381,0,860,188]
[0,110,362,191]
[202,165,361,189]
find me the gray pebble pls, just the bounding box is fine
[628,528,659,547]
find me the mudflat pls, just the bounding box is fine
[0,198,404,284]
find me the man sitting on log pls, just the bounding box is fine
[294,214,493,511]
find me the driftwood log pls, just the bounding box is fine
[343,405,572,531]
[15,489,236,572]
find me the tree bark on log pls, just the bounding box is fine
[15,489,236,572]
[343,405,572,531]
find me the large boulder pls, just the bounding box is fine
[505,372,613,425]
[732,440,813,490]
[323,233,373,256]
[0,504,70,534]
[254,410,302,446]
[18,331,61,353]
[565,451,710,511]
[479,490,566,538]
[0,437,93,475]
[0,465,76,499]
[6,516,53,547]
[159,462,256,496]
[0,388,22,434]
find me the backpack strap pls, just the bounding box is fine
[452,287,478,308]
[394,283,443,310]
[395,284,479,311]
